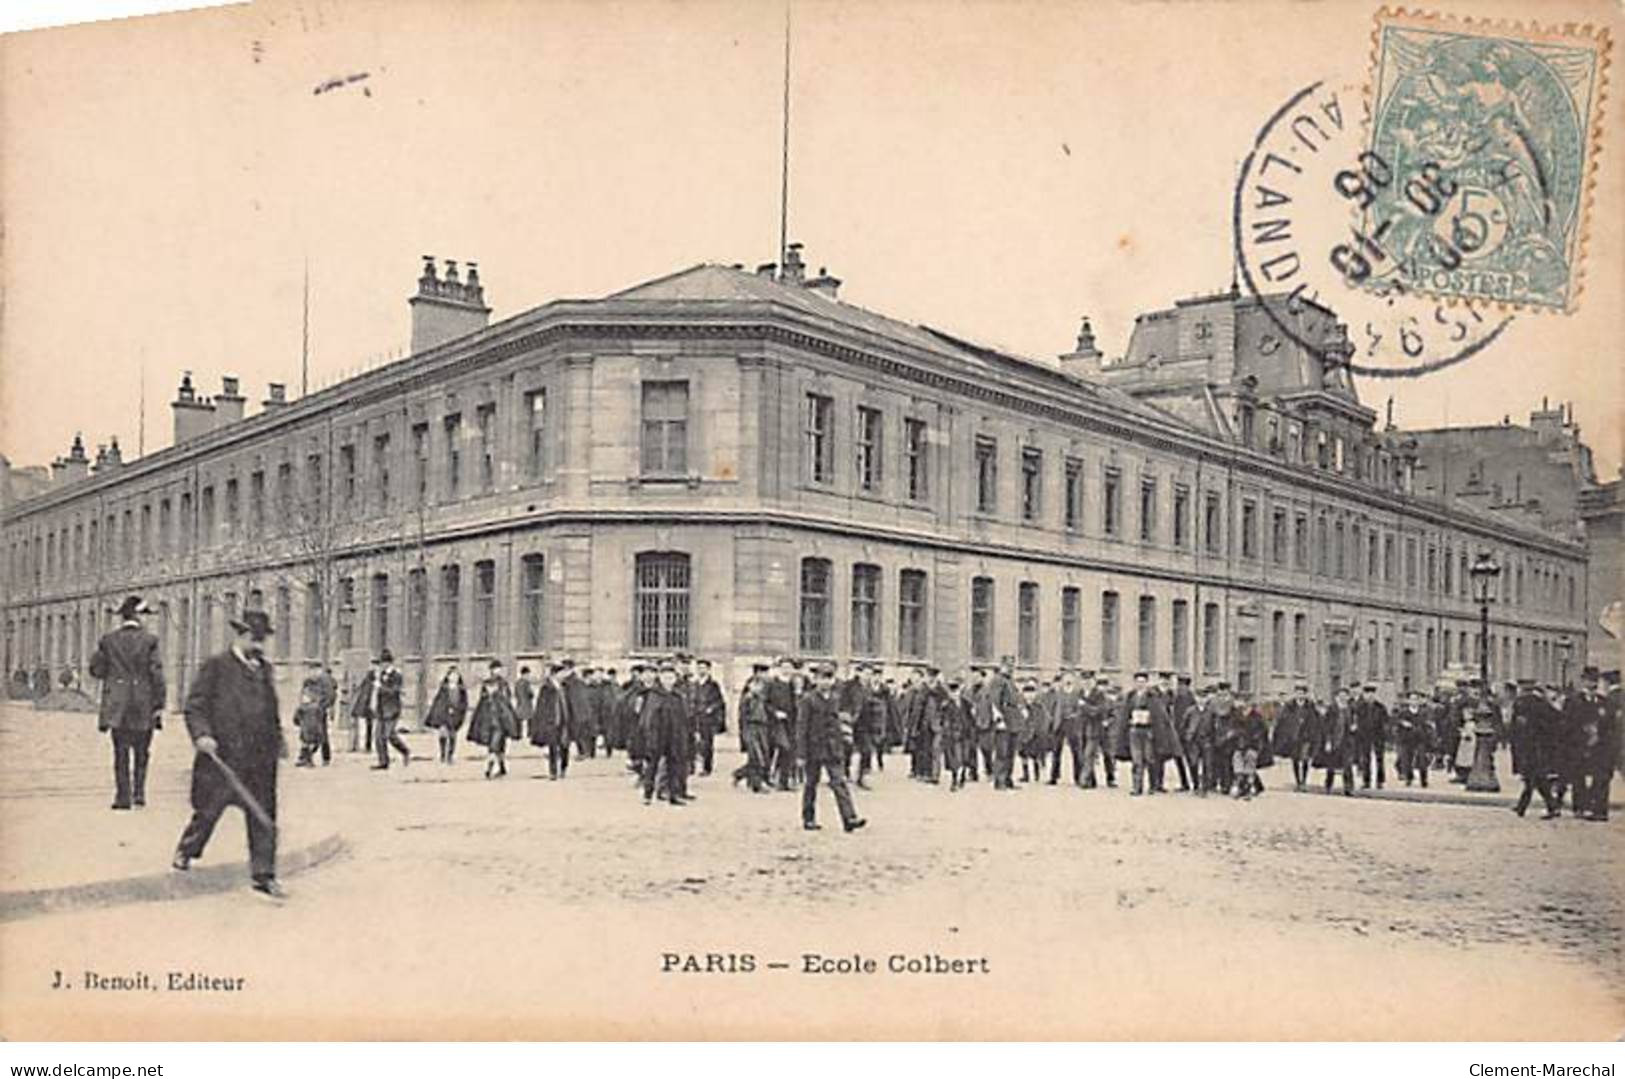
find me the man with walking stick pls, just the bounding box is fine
[171,608,287,900]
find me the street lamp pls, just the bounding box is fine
[1466,551,1502,792]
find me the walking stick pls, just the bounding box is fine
[202,746,277,835]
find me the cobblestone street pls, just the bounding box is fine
[1,703,1620,1039]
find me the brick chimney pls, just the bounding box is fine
[215,375,245,426]
[171,371,217,444]
[805,266,841,299]
[51,433,91,485]
[262,382,289,412]
[409,255,492,354]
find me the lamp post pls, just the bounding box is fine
[1467,552,1502,792]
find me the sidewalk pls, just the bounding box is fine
[0,704,377,918]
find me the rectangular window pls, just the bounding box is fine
[1271,611,1285,671]
[1017,582,1039,664]
[374,433,392,511]
[1173,484,1190,548]
[1352,524,1364,581]
[199,487,215,547]
[1367,622,1380,680]
[473,560,495,652]
[411,423,429,499]
[249,471,264,532]
[407,568,427,655]
[806,393,835,485]
[904,418,929,501]
[1272,508,1287,565]
[970,576,995,661]
[334,580,352,650]
[139,504,152,561]
[855,406,883,493]
[439,565,461,653]
[1171,599,1189,670]
[641,381,689,476]
[1202,602,1220,671]
[1293,613,1306,671]
[1204,492,1222,555]
[1443,546,1454,595]
[975,438,998,514]
[898,569,928,658]
[634,552,691,651]
[1140,479,1157,542]
[274,585,291,660]
[443,415,462,499]
[1100,591,1120,668]
[1384,625,1395,679]
[1103,466,1121,536]
[1373,534,1383,580]
[1335,520,1346,578]
[1064,458,1083,532]
[371,573,390,654]
[305,583,322,660]
[526,390,548,480]
[340,443,356,504]
[799,557,833,652]
[1061,586,1081,665]
[476,403,496,492]
[851,563,881,655]
[1137,595,1156,668]
[521,555,545,650]
[1315,515,1329,576]
[306,452,324,510]
[1241,499,1258,559]
[1405,537,1418,587]
[277,462,293,518]
[1384,535,1397,583]
[224,479,239,535]
[1021,447,1043,522]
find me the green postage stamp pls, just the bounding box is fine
[1366,9,1610,311]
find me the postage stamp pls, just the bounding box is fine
[1364,9,1611,312]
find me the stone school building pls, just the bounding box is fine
[1,247,1593,713]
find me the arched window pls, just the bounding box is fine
[635,552,691,651]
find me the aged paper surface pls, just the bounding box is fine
[0,0,1621,1041]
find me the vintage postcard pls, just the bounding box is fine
[0,0,1620,1042]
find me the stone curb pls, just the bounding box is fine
[0,833,348,923]
[1280,784,1621,812]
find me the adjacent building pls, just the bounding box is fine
[0,246,1594,713]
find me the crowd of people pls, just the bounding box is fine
[75,594,1622,900]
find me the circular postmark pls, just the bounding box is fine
[1234,80,1515,379]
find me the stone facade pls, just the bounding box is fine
[0,258,1592,714]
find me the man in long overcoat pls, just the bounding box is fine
[977,658,1024,790]
[1121,671,1175,796]
[89,595,166,810]
[531,663,576,780]
[369,649,409,770]
[173,609,286,899]
[640,662,690,805]
[1316,686,1357,796]
[1272,682,1318,791]
[1048,670,1087,786]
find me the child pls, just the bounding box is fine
[425,667,470,764]
[294,685,326,767]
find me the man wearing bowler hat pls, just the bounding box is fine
[172,608,287,899]
[89,595,166,810]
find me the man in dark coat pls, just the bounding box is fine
[1391,689,1433,787]
[89,595,166,810]
[1166,672,1197,792]
[172,609,286,899]
[301,664,338,766]
[1049,670,1087,786]
[1354,683,1388,790]
[1272,682,1317,791]
[964,667,991,782]
[689,658,727,777]
[764,657,799,792]
[513,666,538,745]
[732,664,773,792]
[558,659,596,761]
[1512,679,1563,818]
[1079,673,1112,788]
[1122,671,1174,796]
[1317,686,1357,796]
[640,662,690,805]
[531,663,575,780]
[797,662,866,832]
[367,649,409,770]
[1564,667,1613,821]
[977,658,1024,790]
[350,657,380,754]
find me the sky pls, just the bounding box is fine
[2,0,1620,476]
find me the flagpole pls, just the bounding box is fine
[777,2,791,277]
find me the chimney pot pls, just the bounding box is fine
[444,259,460,284]
[756,262,778,277]
[220,375,242,398]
